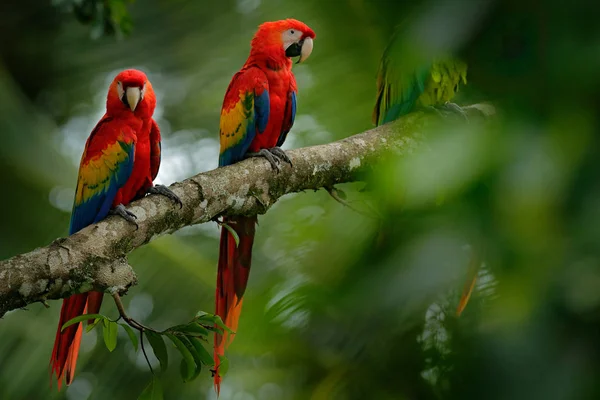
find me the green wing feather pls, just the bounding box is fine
[373,32,467,126]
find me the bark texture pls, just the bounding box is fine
[0,106,493,317]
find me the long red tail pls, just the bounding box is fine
[50,291,103,389]
[214,216,256,394]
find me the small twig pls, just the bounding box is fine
[111,292,158,375]
[111,292,157,332]
[140,329,154,375]
[326,186,379,219]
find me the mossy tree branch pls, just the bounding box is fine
[0,105,493,317]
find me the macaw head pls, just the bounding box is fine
[107,69,156,118]
[250,19,316,66]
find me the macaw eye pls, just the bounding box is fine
[290,29,295,34]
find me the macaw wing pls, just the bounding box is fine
[372,42,430,126]
[277,75,297,147]
[218,67,269,167]
[420,60,468,106]
[150,118,161,181]
[69,116,135,235]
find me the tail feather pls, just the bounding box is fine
[456,249,480,317]
[214,216,256,395]
[50,291,103,389]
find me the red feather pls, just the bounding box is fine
[213,19,315,395]
[149,119,161,181]
[50,69,159,389]
[214,216,256,392]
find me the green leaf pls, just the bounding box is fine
[179,359,189,382]
[61,314,106,331]
[194,312,234,334]
[86,318,102,333]
[103,320,118,352]
[217,354,230,377]
[170,322,209,338]
[195,311,209,319]
[190,336,214,367]
[166,333,195,382]
[138,376,163,400]
[213,315,235,334]
[221,222,240,247]
[119,323,139,352]
[146,331,168,372]
[180,335,205,381]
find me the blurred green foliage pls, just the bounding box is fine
[1,0,600,399]
[52,0,135,38]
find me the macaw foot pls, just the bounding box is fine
[269,146,292,167]
[439,102,469,122]
[246,148,282,172]
[110,204,138,229]
[148,184,183,209]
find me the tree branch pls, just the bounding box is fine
[0,106,492,317]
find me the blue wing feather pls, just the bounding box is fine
[69,133,135,235]
[277,91,296,147]
[255,90,270,134]
[218,68,270,167]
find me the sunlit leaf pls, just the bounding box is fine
[61,314,106,331]
[102,320,118,352]
[138,376,163,400]
[217,354,230,377]
[146,331,168,372]
[195,311,209,319]
[86,318,102,333]
[119,323,139,351]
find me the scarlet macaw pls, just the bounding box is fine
[214,19,316,393]
[50,69,181,388]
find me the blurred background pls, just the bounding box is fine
[1,0,600,399]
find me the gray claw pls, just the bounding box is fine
[442,102,469,122]
[246,148,282,172]
[148,184,183,209]
[269,147,292,166]
[425,105,446,119]
[110,204,138,229]
[426,103,469,122]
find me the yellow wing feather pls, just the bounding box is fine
[219,91,253,152]
[417,59,468,107]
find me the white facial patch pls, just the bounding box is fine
[117,81,124,100]
[282,28,304,50]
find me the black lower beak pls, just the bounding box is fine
[285,39,304,58]
[121,94,130,109]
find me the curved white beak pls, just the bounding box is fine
[126,87,141,112]
[298,37,314,63]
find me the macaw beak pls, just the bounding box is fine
[285,37,314,64]
[125,87,141,112]
[297,37,313,64]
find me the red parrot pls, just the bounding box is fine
[214,19,316,392]
[50,69,180,389]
